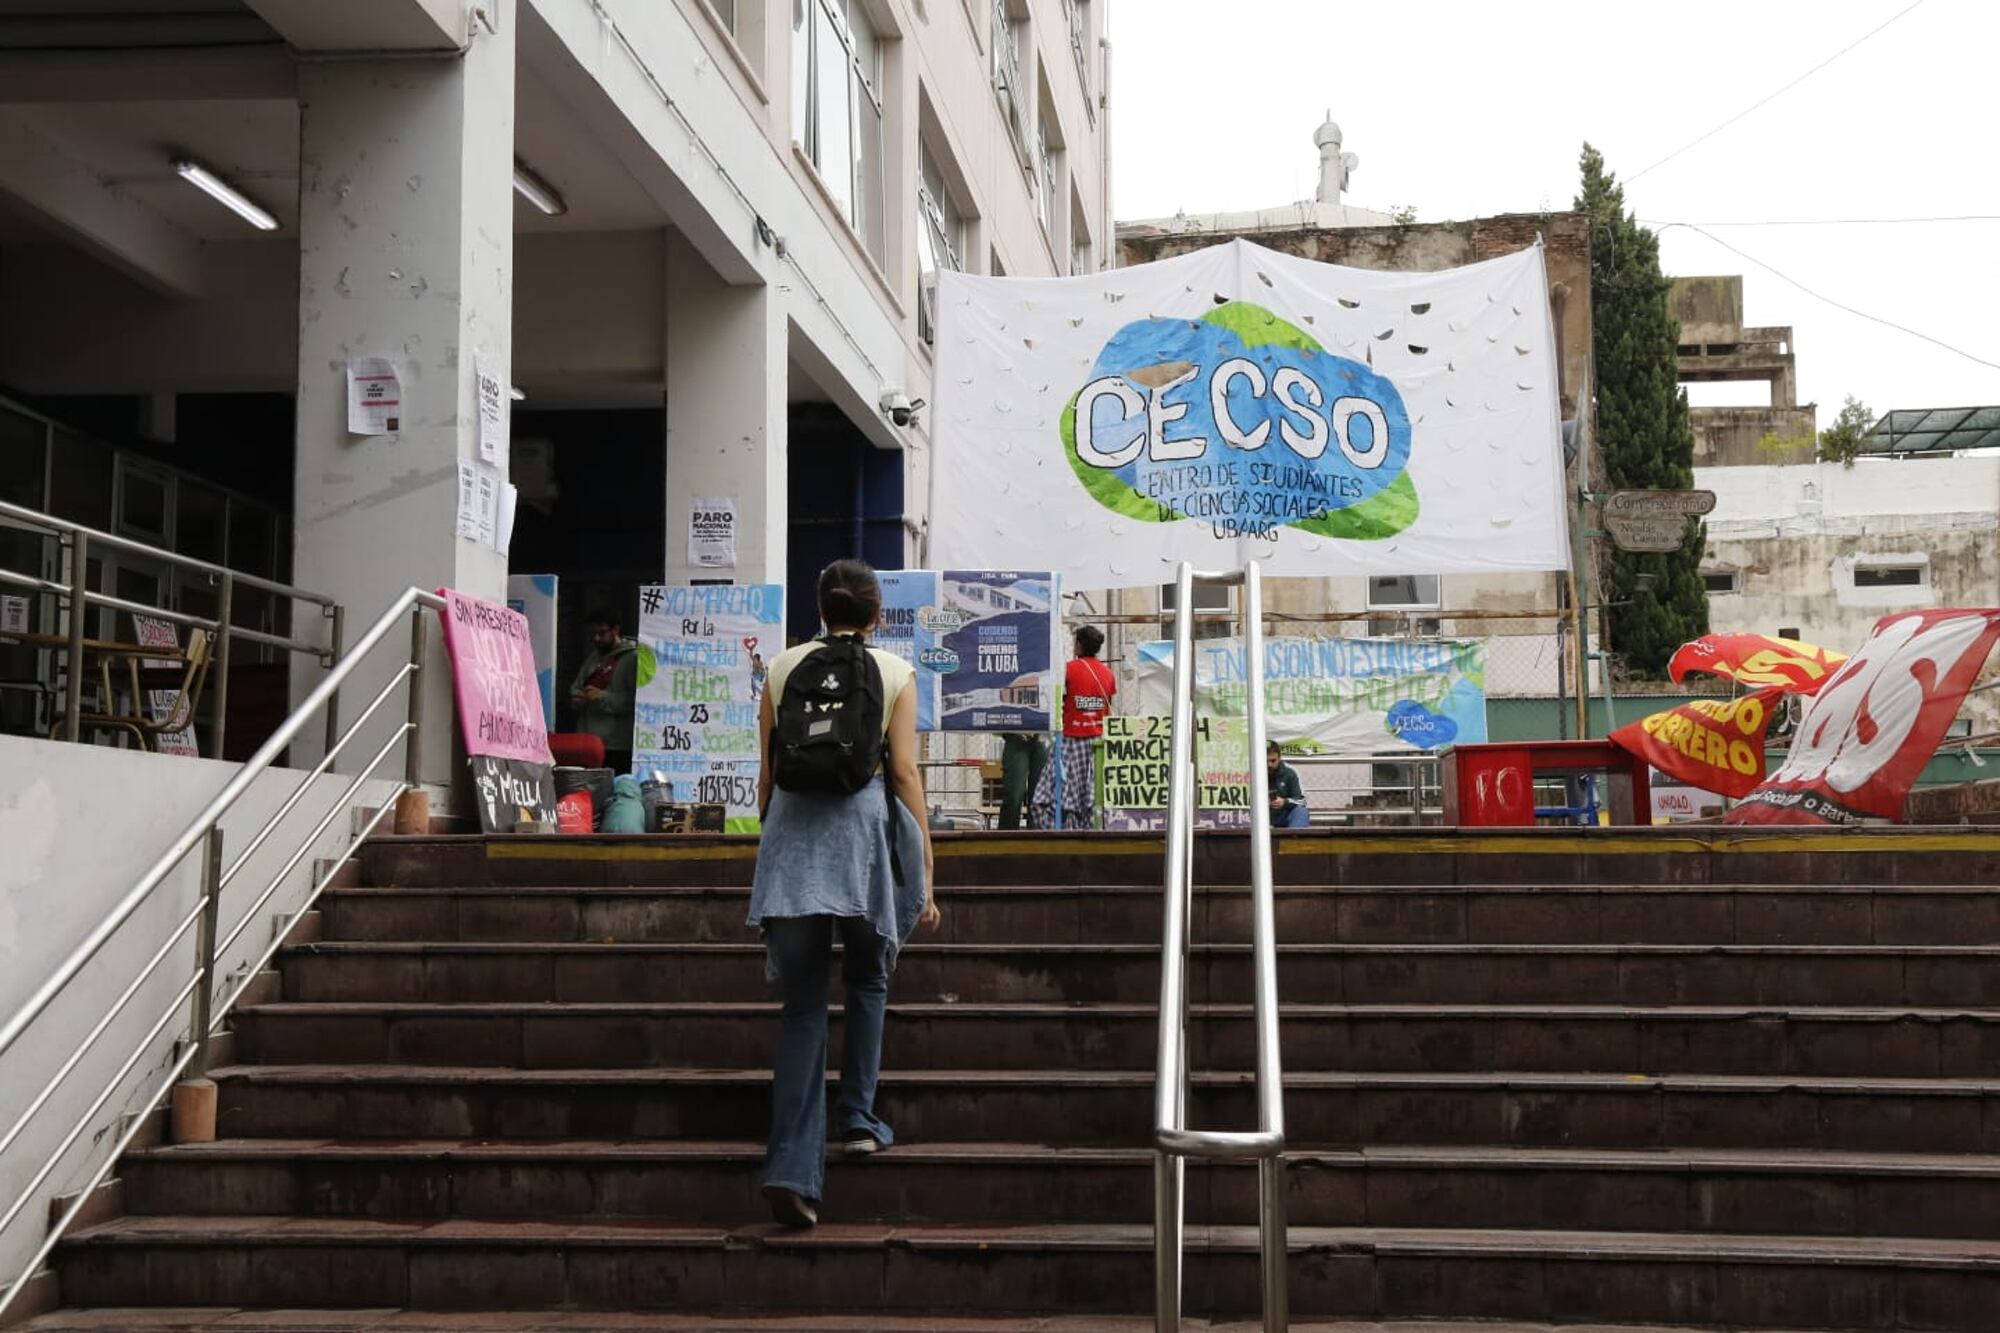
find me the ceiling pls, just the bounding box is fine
[0,14,671,254]
[0,1,279,50]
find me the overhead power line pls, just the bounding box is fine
[1641,214,2000,228]
[1657,222,2000,374]
[1627,0,1930,184]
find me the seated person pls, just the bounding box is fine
[1266,740,1309,829]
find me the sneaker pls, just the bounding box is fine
[842,1131,883,1156]
[761,1184,818,1229]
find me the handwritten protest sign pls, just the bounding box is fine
[632,584,783,833]
[437,588,555,831]
[1098,715,1253,831]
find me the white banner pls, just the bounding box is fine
[931,238,1569,587]
[1136,635,1489,758]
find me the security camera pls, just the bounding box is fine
[880,389,926,428]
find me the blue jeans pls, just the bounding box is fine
[1275,802,1311,828]
[762,914,895,1202]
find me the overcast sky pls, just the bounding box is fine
[1109,0,2000,426]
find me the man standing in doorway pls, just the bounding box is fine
[571,609,639,775]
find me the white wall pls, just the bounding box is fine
[0,740,393,1291]
[1700,456,2000,730]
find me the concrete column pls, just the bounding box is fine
[290,8,515,784]
[663,229,787,588]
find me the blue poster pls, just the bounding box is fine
[505,573,558,729]
[876,570,1060,732]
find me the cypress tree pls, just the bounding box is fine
[1576,144,1707,677]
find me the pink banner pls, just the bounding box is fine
[437,588,552,764]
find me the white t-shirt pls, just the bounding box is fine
[766,637,916,740]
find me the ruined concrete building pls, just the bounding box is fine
[1671,275,1817,467]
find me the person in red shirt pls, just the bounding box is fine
[1030,625,1116,829]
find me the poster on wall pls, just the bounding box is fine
[875,570,1060,732]
[1098,715,1254,832]
[436,588,556,832]
[930,238,1570,587]
[1727,608,2000,826]
[688,497,738,569]
[505,574,559,728]
[1137,636,1486,758]
[632,583,783,832]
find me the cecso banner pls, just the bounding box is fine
[1137,635,1487,757]
[930,238,1570,588]
[1728,608,2000,826]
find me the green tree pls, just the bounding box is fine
[1815,395,1875,467]
[1577,144,1707,677]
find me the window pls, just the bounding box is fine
[1854,563,1924,588]
[1162,580,1232,641]
[1066,0,1092,111]
[1069,188,1091,275]
[794,0,887,268]
[1367,575,1441,609]
[1703,571,1739,594]
[990,0,1030,160]
[708,0,737,33]
[917,138,966,345]
[1035,112,1058,240]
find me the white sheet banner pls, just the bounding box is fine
[931,238,1569,586]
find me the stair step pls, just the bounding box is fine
[229,998,2000,1077]
[116,1138,2000,1239]
[205,1064,2000,1153]
[0,1314,1840,1333]
[315,882,2000,946]
[53,1217,2000,1324]
[275,940,2000,1007]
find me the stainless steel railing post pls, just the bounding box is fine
[323,603,346,757]
[63,530,88,742]
[404,608,427,788]
[188,828,223,1077]
[212,572,234,761]
[1154,560,1287,1332]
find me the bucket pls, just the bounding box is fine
[554,767,594,835]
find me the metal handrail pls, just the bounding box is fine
[0,496,345,755]
[0,585,443,1322]
[1154,561,1287,1331]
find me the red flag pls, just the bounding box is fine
[1669,633,1847,694]
[1609,688,1785,799]
[1727,609,2000,826]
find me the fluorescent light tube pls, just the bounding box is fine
[512,161,566,216]
[171,156,278,231]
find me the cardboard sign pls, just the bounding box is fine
[1728,609,2000,826]
[1098,715,1253,831]
[631,583,783,832]
[436,589,552,765]
[1610,688,1784,799]
[470,754,557,830]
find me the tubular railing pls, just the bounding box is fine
[0,497,345,756]
[1154,561,1287,1331]
[0,586,445,1322]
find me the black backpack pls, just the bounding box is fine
[771,635,887,794]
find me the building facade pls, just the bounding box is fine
[0,0,1109,776]
[1700,455,2000,737]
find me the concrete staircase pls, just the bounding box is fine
[18,828,2000,1330]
